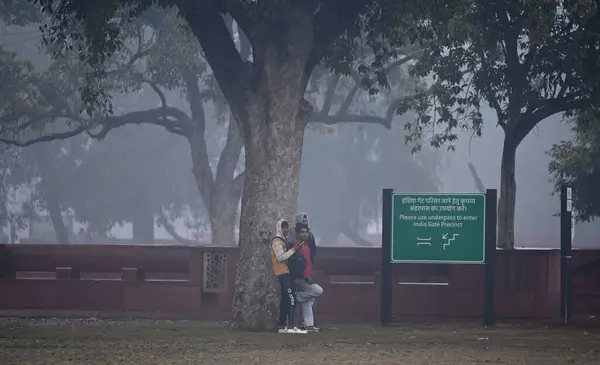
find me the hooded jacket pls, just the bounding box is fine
[271,219,296,276]
[294,212,317,264]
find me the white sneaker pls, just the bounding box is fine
[289,327,307,334]
[278,327,291,333]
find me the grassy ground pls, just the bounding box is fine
[0,318,599,364]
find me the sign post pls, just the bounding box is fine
[381,189,393,325]
[381,190,497,327]
[391,193,486,263]
[484,189,497,326]
[560,185,573,323]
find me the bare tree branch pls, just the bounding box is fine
[310,111,393,129]
[215,115,243,189]
[338,83,360,114]
[157,209,199,245]
[0,107,193,147]
[311,92,404,129]
[467,162,486,193]
[140,78,167,108]
[511,96,586,144]
[182,2,250,117]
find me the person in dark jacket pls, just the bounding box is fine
[294,212,319,327]
[294,213,317,264]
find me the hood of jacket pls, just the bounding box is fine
[274,219,289,240]
[294,212,309,227]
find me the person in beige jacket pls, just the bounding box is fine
[271,219,304,333]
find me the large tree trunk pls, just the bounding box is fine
[182,2,315,330]
[230,111,306,330]
[497,139,517,249]
[229,9,313,328]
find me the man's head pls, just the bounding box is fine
[295,222,309,241]
[275,219,290,239]
[281,220,290,238]
[294,212,309,226]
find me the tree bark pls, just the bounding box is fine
[497,138,517,249]
[230,112,305,330]
[182,2,316,330]
[227,11,315,329]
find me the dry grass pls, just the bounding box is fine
[0,318,599,364]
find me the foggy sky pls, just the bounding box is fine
[2,17,595,248]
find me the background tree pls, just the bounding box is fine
[70,123,207,244]
[300,68,440,245]
[549,110,600,222]
[399,0,600,248]
[0,146,25,241]
[2,7,211,244]
[1,8,246,245]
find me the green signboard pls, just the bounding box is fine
[391,193,486,264]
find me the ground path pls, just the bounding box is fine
[1,318,599,364]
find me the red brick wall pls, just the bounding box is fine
[0,244,595,322]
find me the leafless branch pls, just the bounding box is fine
[140,78,167,108]
[0,107,193,147]
[338,83,360,114]
[157,209,199,245]
[215,116,243,188]
[310,110,393,129]
[511,95,586,144]
[467,163,486,193]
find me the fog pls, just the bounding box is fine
[2,14,598,249]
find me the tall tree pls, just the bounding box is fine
[69,123,207,244]
[398,0,600,248]
[548,110,600,222]
[4,0,422,330]
[1,8,245,245]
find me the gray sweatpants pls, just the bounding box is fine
[294,279,323,327]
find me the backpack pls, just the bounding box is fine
[287,247,307,278]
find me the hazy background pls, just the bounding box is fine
[2,13,597,249]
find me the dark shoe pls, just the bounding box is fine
[301,325,320,332]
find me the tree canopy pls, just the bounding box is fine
[549,110,600,222]
[396,0,600,248]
